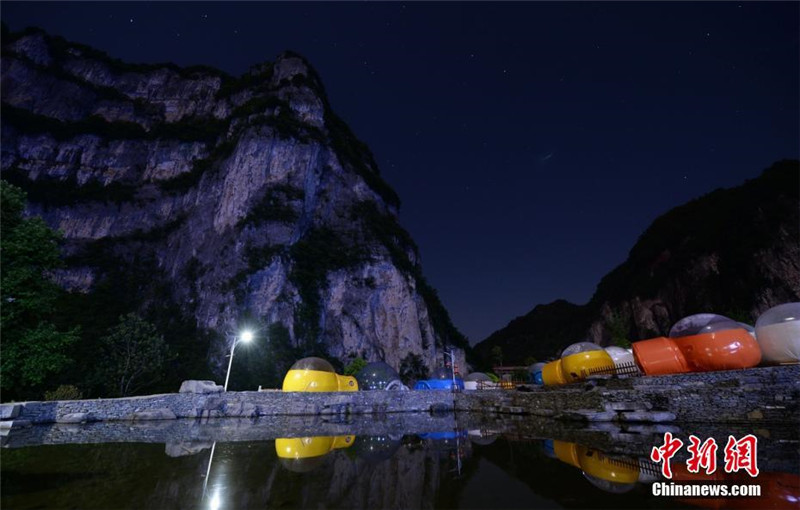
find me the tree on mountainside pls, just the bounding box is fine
[399,353,429,385]
[0,180,79,399]
[490,346,504,367]
[607,311,631,348]
[98,313,170,397]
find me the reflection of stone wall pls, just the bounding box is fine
[2,414,457,449]
[1,389,456,425]
[261,444,443,510]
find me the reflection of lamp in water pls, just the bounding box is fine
[276,436,355,473]
[202,442,218,503]
[224,329,254,391]
[209,492,221,510]
[468,429,498,445]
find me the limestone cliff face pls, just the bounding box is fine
[475,160,800,363]
[0,27,467,376]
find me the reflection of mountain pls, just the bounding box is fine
[470,439,669,509]
[3,433,797,509]
[1,443,210,510]
[264,438,446,509]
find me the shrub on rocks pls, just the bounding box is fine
[44,385,83,401]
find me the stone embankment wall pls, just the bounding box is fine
[456,365,800,424]
[1,365,797,428]
[0,389,455,426]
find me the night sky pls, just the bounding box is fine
[3,2,799,344]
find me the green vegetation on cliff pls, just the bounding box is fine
[0,181,79,399]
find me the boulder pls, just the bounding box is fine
[224,402,257,417]
[132,408,177,421]
[165,441,213,457]
[56,412,93,424]
[0,404,22,420]
[179,380,223,394]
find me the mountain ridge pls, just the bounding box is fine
[1,25,467,395]
[474,160,800,365]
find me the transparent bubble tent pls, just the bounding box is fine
[755,302,800,363]
[463,372,494,390]
[355,362,407,391]
[528,363,546,385]
[604,346,634,368]
[464,372,492,382]
[282,357,358,392]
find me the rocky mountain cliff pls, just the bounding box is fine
[474,159,800,364]
[0,26,467,387]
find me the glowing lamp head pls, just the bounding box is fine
[240,330,254,343]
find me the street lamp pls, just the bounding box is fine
[223,329,254,391]
[444,349,458,393]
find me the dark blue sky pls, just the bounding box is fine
[4,2,799,343]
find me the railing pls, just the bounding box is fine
[607,456,661,478]
[583,360,643,379]
[476,378,526,390]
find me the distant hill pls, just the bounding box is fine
[474,160,800,365]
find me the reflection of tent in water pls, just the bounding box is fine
[549,440,639,493]
[418,430,467,441]
[275,436,355,473]
[282,357,358,392]
[467,429,498,445]
[352,435,402,464]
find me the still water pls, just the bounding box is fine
[2,416,798,509]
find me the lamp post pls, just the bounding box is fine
[224,330,254,391]
[444,349,458,393]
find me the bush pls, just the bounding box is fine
[343,357,367,376]
[44,385,82,401]
[399,353,429,386]
[239,185,305,227]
